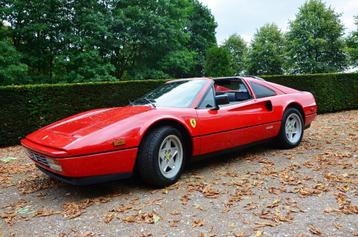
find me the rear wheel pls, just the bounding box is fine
[137,126,186,187]
[277,108,304,149]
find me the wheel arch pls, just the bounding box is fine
[285,102,305,123]
[138,118,193,159]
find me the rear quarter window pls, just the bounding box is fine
[249,81,276,98]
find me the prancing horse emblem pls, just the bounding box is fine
[190,119,197,128]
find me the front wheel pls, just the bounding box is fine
[277,108,304,149]
[137,126,186,187]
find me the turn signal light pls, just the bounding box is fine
[47,158,63,172]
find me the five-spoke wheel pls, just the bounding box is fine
[137,126,186,187]
[277,108,304,148]
[158,135,183,179]
[285,113,303,144]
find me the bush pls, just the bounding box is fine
[262,73,358,114]
[0,80,165,147]
[0,73,357,147]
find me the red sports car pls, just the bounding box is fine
[21,76,317,187]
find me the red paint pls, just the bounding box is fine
[21,77,317,180]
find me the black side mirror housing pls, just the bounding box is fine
[215,94,230,107]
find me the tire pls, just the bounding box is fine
[137,126,186,187]
[276,108,304,149]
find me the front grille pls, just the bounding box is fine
[26,150,49,167]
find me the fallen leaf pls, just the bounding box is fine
[104,211,115,224]
[192,219,204,227]
[308,224,322,235]
[0,157,17,163]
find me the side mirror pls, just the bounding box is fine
[215,94,230,107]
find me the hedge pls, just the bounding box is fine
[262,73,358,114]
[0,80,165,147]
[0,73,357,147]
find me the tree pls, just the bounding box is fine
[53,50,115,83]
[0,24,27,84]
[204,46,235,77]
[187,0,217,76]
[0,0,218,83]
[160,50,197,78]
[222,34,247,74]
[53,0,115,82]
[108,0,192,79]
[1,0,71,81]
[286,0,347,73]
[247,24,285,75]
[346,16,358,68]
[111,0,216,79]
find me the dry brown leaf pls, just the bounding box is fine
[169,219,179,227]
[181,194,190,205]
[62,202,85,219]
[103,211,115,224]
[33,208,61,217]
[308,224,322,235]
[121,211,161,224]
[333,222,342,229]
[234,233,247,237]
[192,219,204,227]
[267,199,280,208]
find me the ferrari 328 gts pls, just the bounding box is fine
[21,76,317,187]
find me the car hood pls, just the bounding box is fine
[25,106,153,154]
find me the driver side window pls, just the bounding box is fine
[198,87,216,109]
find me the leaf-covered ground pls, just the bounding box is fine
[0,111,357,237]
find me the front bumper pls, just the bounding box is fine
[36,165,131,185]
[23,144,138,185]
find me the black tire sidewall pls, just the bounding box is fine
[152,128,185,183]
[138,126,186,187]
[279,108,304,148]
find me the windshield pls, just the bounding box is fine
[132,80,206,108]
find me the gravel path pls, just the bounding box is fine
[0,111,357,237]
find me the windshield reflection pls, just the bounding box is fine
[132,80,206,108]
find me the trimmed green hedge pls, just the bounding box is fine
[262,73,358,114]
[0,73,357,147]
[0,80,165,147]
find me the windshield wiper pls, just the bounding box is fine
[143,97,156,108]
[130,97,156,108]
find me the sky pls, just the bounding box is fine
[199,0,358,44]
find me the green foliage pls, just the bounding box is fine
[222,34,247,75]
[53,50,116,83]
[286,0,347,73]
[262,73,358,114]
[0,80,165,147]
[346,16,358,68]
[0,0,216,84]
[204,46,235,77]
[109,0,190,79]
[1,0,71,82]
[160,50,197,78]
[1,73,357,147]
[247,24,285,75]
[186,0,217,76]
[0,32,28,84]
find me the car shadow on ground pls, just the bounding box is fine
[39,141,277,201]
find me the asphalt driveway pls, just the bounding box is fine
[0,111,357,237]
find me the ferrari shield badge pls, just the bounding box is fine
[190,118,197,128]
[113,138,126,147]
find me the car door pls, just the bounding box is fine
[195,79,280,155]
